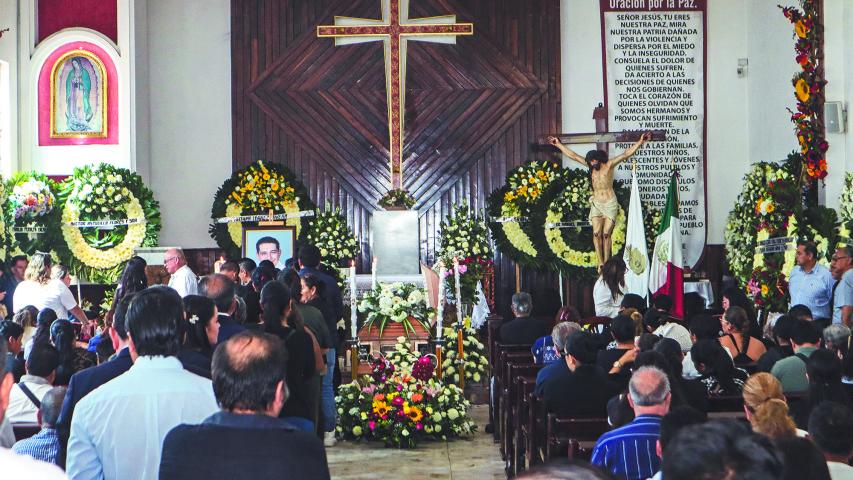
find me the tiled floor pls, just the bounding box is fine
[327,405,505,480]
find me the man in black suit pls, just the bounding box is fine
[199,274,246,344]
[499,292,549,345]
[541,331,622,417]
[160,331,330,480]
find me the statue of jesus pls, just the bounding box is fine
[547,133,651,268]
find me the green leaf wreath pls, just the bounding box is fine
[0,177,15,261]
[532,168,629,277]
[487,160,565,268]
[303,205,359,265]
[54,164,161,284]
[6,172,63,257]
[209,160,315,259]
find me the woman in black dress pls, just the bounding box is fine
[261,280,319,433]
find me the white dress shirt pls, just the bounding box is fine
[828,461,853,480]
[168,264,199,298]
[0,448,67,478]
[67,356,218,480]
[13,279,78,318]
[6,375,54,424]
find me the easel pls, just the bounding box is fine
[257,209,284,227]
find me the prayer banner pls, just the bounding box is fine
[600,0,706,268]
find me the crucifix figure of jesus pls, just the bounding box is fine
[317,0,473,192]
[547,132,652,268]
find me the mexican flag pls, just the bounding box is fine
[623,168,649,299]
[649,170,684,318]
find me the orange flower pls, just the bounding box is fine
[410,393,424,403]
[373,393,385,402]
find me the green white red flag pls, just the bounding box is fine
[649,170,684,318]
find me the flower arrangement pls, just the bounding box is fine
[9,176,55,220]
[746,257,790,313]
[358,282,434,338]
[436,203,493,305]
[535,169,629,276]
[487,160,565,267]
[209,160,314,259]
[5,173,63,256]
[378,189,416,209]
[336,354,476,448]
[644,206,663,255]
[303,204,359,264]
[0,178,14,261]
[55,164,161,284]
[384,328,489,384]
[781,2,828,181]
[725,161,801,287]
[840,173,853,247]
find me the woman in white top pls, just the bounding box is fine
[12,253,90,325]
[593,257,626,318]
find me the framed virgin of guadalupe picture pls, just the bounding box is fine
[38,42,119,146]
[50,50,108,138]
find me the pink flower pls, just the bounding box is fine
[392,396,404,406]
[369,421,376,430]
[457,265,468,274]
[416,423,423,430]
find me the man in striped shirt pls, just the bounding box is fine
[591,366,671,480]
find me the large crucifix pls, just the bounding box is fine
[543,104,667,267]
[317,0,473,192]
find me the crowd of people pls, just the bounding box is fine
[0,245,342,479]
[505,242,853,479]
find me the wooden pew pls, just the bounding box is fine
[12,422,41,441]
[545,415,611,462]
[511,375,538,476]
[492,345,533,441]
[497,352,534,455]
[500,364,541,471]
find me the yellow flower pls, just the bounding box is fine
[795,79,810,102]
[766,202,775,213]
[760,284,769,296]
[372,401,391,416]
[795,20,808,38]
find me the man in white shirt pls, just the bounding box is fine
[0,318,67,478]
[6,344,59,424]
[67,286,218,480]
[808,401,853,480]
[165,248,199,298]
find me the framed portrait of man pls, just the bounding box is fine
[242,226,295,270]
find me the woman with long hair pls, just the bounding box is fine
[51,319,96,385]
[721,286,761,340]
[742,373,798,439]
[691,339,749,396]
[719,306,766,364]
[14,306,38,347]
[261,280,320,432]
[12,253,91,326]
[24,308,57,360]
[113,256,148,308]
[593,257,626,318]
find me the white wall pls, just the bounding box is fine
[15,1,134,174]
[144,0,232,247]
[560,0,852,246]
[0,1,19,178]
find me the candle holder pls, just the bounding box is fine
[455,318,466,390]
[347,336,361,382]
[429,336,446,380]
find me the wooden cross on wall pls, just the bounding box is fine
[543,103,667,152]
[317,0,473,192]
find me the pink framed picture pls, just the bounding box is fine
[38,41,118,145]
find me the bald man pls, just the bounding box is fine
[165,248,198,298]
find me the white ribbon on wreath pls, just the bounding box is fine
[61,192,147,269]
